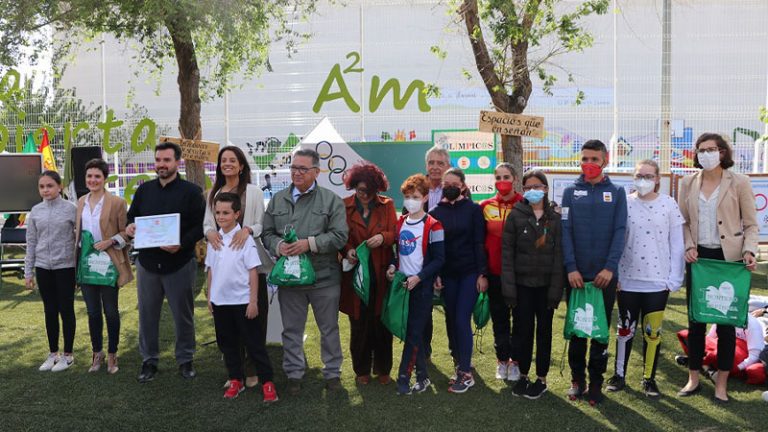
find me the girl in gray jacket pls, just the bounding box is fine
[24,171,77,372]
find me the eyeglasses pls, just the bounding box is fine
[290,165,316,174]
[696,147,722,154]
[522,184,546,191]
[634,174,656,181]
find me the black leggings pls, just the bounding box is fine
[613,289,669,380]
[486,275,513,362]
[36,267,76,353]
[513,285,554,377]
[686,246,736,372]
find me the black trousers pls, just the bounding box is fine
[36,267,76,353]
[486,275,513,362]
[567,277,617,385]
[349,303,393,377]
[613,289,669,380]
[81,284,121,354]
[212,302,274,382]
[686,246,736,372]
[514,285,554,377]
[242,273,270,377]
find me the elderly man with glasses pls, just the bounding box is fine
[262,148,349,395]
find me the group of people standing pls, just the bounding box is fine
[21,131,758,405]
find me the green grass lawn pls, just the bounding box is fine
[0,269,766,432]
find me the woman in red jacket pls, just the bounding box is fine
[339,162,398,385]
[480,162,523,381]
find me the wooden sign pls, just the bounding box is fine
[478,110,545,138]
[159,136,219,162]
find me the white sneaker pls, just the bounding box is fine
[762,391,768,402]
[39,353,59,371]
[51,354,74,372]
[507,361,521,381]
[495,361,509,380]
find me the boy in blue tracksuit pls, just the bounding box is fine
[561,140,627,405]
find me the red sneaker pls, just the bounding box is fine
[262,381,279,403]
[223,379,245,399]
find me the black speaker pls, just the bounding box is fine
[72,146,103,198]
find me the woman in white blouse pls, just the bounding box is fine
[203,145,273,388]
[75,158,134,374]
[605,159,685,398]
[677,133,758,403]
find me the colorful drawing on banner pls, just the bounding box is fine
[749,178,768,242]
[432,129,496,201]
[299,117,366,197]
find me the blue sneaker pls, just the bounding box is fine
[411,378,431,393]
[448,371,475,394]
[397,378,412,395]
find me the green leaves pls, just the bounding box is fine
[0,0,319,101]
[463,0,608,104]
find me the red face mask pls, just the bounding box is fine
[495,180,513,196]
[581,163,603,180]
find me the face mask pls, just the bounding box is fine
[633,178,655,196]
[495,180,514,196]
[698,151,721,171]
[581,162,603,180]
[443,185,461,201]
[523,189,545,204]
[403,198,423,214]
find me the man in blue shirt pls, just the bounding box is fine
[561,140,627,406]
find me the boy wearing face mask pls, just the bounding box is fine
[561,140,627,405]
[388,174,445,395]
[605,160,685,398]
[480,163,523,382]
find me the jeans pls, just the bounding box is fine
[81,284,121,353]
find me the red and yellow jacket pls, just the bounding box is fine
[480,192,523,276]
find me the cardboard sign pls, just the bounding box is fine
[478,110,545,138]
[159,136,219,162]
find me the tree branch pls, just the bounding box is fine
[460,0,510,112]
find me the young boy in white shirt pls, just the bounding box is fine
[206,192,277,402]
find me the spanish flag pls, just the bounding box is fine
[38,129,57,172]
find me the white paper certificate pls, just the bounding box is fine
[134,213,181,249]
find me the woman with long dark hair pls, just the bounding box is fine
[501,170,563,399]
[480,162,523,381]
[25,170,78,372]
[204,145,273,389]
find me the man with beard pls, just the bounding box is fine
[126,142,205,383]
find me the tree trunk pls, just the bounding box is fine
[168,25,206,190]
[501,134,524,188]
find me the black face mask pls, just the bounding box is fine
[443,185,461,201]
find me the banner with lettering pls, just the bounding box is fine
[431,129,496,201]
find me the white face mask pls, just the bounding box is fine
[633,178,655,196]
[403,198,423,215]
[698,151,721,171]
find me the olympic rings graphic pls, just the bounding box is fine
[755,193,768,212]
[315,141,347,186]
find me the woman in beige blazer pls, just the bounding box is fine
[75,158,133,374]
[204,146,274,388]
[677,133,758,403]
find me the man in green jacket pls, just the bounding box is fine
[262,148,349,395]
